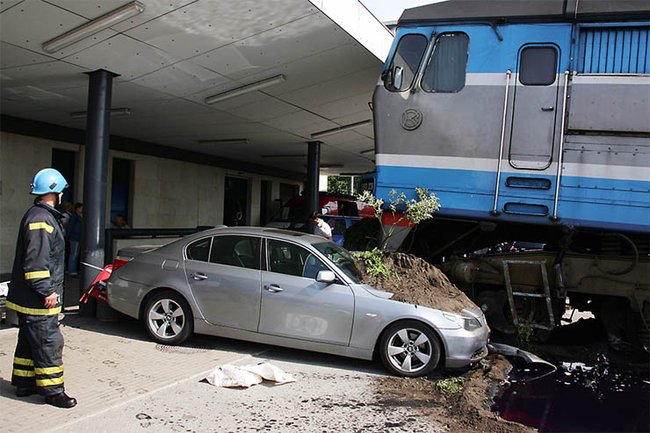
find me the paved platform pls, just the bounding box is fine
[0,309,271,433]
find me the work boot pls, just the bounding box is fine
[45,392,77,408]
[16,387,37,397]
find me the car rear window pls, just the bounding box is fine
[186,237,212,262]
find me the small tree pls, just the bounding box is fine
[351,187,440,279]
[327,175,363,195]
[327,175,351,194]
[356,187,440,251]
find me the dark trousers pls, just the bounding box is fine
[11,313,65,396]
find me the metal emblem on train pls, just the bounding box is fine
[401,109,423,131]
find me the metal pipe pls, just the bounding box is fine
[491,70,512,215]
[79,69,116,316]
[413,32,436,91]
[552,71,571,221]
[306,141,321,234]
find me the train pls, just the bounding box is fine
[370,0,650,351]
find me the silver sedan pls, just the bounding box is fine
[107,227,489,377]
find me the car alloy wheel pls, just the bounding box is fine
[380,320,440,377]
[144,291,193,345]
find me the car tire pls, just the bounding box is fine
[144,290,194,345]
[379,320,441,377]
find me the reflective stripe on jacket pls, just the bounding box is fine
[7,200,65,315]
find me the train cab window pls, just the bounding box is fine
[519,46,558,85]
[422,33,469,93]
[384,34,428,92]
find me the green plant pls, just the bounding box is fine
[356,187,440,250]
[353,249,396,279]
[327,175,352,194]
[436,376,464,395]
[327,175,362,195]
[516,321,534,345]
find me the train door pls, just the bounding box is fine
[509,44,561,170]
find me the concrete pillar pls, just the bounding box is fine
[307,141,321,234]
[79,69,116,317]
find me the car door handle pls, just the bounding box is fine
[191,272,208,281]
[264,284,283,293]
[541,106,554,111]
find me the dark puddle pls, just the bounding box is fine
[492,355,650,432]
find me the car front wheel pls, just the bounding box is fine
[144,291,193,345]
[379,320,441,377]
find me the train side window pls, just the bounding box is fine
[383,34,428,92]
[421,32,469,93]
[519,46,557,85]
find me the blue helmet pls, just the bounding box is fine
[31,168,68,195]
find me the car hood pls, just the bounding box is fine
[358,284,393,299]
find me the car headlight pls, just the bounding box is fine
[462,316,482,331]
[443,312,483,330]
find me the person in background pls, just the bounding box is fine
[309,212,332,240]
[60,202,73,268]
[6,168,77,408]
[60,202,73,229]
[66,203,83,277]
[112,214,130,229]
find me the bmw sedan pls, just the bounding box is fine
[107,227,489,377]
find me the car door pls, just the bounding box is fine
[259,238,354,345]
[184,235,262,331]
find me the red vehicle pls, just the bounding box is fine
[266,192,374,229]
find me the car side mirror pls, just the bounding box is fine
[316,270,336,284]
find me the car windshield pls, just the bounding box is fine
[312,241,362,283]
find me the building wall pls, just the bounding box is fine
[0,132,302,277]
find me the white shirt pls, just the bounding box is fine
[313,219,332,239]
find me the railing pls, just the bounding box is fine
[551,71,571,221]
[491,69,512,216]
[104,227,213,264]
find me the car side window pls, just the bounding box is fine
[267,239,326,279]
[303,254,328,280]
[210,235,261,270]
[186,237,212,262]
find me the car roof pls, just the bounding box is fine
[185,226,327,246]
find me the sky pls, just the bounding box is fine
[360,0,445,22]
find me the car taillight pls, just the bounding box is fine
[112,256,132,270]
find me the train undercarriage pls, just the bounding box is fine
[403,219,650,352]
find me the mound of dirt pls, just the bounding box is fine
[374,355,534,433]
[359,252,534,432]
[356,252,477,313]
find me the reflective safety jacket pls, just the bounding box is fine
[7,199,66,315]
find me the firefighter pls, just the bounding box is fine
[7,168,77,408]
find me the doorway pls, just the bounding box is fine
[224,176,249,226]
[509,44,561,170]
[260,180,272,226]
[51,148,76,206]
[111,158,133,228]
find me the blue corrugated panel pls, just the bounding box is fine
[578,26,649,73]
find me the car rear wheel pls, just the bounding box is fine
[379,320,441,377]
[144,291,193,345]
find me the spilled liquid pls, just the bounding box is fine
[492,356,650,432]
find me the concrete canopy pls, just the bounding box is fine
[0,0,393,177]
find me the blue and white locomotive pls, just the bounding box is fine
[371,0,650,348]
